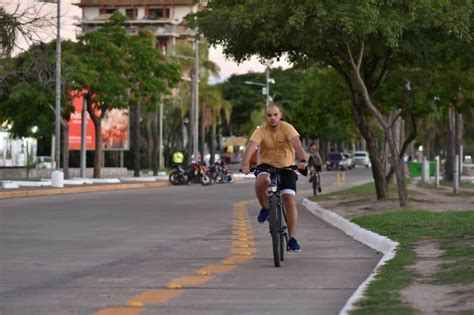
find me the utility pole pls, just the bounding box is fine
[192,36,199,162]
[80,92,87,177]
[245,66,274,106]
[265,66,270,106]
[55,0,61,170]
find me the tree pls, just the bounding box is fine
[191,1,473,206]
[0,40,77,177]
[71,13,180,178]
[0,2,55,58]
[171,40,220,162]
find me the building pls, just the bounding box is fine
[77,0,203,55]
[0,127,37,167]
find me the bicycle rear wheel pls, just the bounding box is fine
[269,194,281,267]
[312,175,318,196]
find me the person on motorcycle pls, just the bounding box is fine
[172,150,184,167]
[308,143,323,192]
[240,103,307,252]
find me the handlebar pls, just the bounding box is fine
[240,165,308,176]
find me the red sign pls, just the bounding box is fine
[68,90,95,150]
[68,90,130,151]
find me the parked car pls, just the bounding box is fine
[35,156,53,169]
[353,151,371,167]
[343,153,355,169]
[326,152,347,171]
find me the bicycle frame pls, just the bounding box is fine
[309,166,320,196]
[266,168,289,267]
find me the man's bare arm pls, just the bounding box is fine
[290,137,308,169]
[240,140,258,174]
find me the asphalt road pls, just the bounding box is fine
[0,167,379,315]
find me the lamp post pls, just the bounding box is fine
[193,35,199,162]
[244,66,274,106]
[38,0,61,171]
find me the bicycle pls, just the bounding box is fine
[249,165,307,267]
[309,166,321,196]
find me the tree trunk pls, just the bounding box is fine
[351,97,388,199]
[445,108,456,181]
[61,123,70,179]
[86,97,102,179]
[210,122,216,165]
[386,125,408,206]
[455,112,463,182]
[133,102,141,177]
[152,111,159,176]
[200,111,205,164]
[146,113,153,170]
[346,43,407,206]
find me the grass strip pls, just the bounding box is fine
[350,210,474,315]
[310,182,398,201]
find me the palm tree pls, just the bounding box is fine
[170,40,221,162]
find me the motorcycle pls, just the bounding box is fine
[209,160,235,184]
[168,162,211,186]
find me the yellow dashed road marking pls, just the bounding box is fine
[166,275,214,288]
[95,306,144,315]
[222,255,254,265]
[231,247,257,255]
[128,289,185,306]
[197,264,237,275]
[95,200,257,314]
[232,240,255,247]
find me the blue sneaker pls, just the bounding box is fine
[257,208,269,223]
[288,237,301,252]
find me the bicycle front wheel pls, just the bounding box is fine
[268,194,281,267]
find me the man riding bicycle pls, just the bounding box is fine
[308,143,323,192]
[240,103,307,252]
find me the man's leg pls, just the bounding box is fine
[255,173,269,209]
[282,193,297,237]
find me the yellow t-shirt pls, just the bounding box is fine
[250,121,300,168]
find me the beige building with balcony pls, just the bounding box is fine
[77,0,202,54]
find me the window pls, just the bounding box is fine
[156,38,168,54]
[125,8,137,20]
[99,7,117,15]
[147,8,170,20]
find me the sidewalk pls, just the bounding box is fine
[0,174,253,199]
[0,180,172,199]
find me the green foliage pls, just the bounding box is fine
[219,66,357,141]
[0,7,16,57]
[0,41,76,138]
[291,67,357,141]
[191,1,472,65]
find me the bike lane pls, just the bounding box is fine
[0,170,379,315]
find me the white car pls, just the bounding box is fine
[343,153,355,169]
[35,156,53,169]
[353,151,371,167]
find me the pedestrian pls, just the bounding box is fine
[240,103,307,252]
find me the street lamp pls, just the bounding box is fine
[37,0,61,171]
[244,66,275,106]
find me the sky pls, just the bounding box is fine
[4,0,291,82]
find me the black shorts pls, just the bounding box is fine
[254,163,298,195]
[311,165,322,172]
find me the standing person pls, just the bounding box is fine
[308,142,323,192]
[240,103,307,252]
[172,150,184,167]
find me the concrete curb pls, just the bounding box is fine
[302,198,398,315]
[0,181,171,199]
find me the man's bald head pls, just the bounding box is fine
[265,103,282,129]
